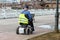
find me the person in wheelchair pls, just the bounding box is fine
[18,5,34,31]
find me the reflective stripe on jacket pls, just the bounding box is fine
[18,14,28,24]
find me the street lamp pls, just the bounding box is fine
[55,0,59,33]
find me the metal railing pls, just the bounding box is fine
[0,9,57,19]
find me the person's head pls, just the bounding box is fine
[23,5,29,10]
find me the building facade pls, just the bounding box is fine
[40,0,60,9]
[0,0,60,9]
[20,0,60,9]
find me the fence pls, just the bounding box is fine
[0,9,58,19]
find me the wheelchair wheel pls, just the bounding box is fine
[27,29,30,35]
[24,28,26,34]
[16,26,19,34]
[31,30,33,34]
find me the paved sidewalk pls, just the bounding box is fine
[0,28,51,40]
[0,15,57,40]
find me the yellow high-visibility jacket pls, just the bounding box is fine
[18,14,28,24]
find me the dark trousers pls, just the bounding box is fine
[29,21,34,31]
[25,14,34,31]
